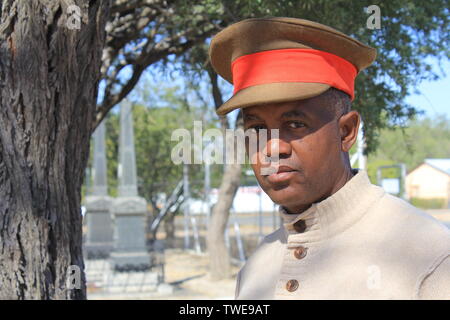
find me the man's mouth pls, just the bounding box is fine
[276,165,296,174]
[261,165,296,175]
[262,165,299,184]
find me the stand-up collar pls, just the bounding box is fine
[279,170,385,243]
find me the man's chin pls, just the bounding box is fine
[263,186,310,210]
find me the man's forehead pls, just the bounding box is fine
[243,98,323,120]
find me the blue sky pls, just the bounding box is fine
[406,59,450,119]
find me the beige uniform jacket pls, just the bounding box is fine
[235,170,450,299]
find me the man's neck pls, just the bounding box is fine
[328,166,355,197]
[284,167,355,214]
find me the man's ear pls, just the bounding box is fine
[338,111,360,152]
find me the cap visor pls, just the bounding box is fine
[216,82,331,115]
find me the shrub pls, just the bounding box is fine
[410,197,448,209]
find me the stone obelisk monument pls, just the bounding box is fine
[110,100,150,271]
[84,121,114,258]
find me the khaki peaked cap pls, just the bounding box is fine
[208,17,377,115]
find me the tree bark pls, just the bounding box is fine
[207,161,241,280]
[0,0,110,299]
[206,69,243,280]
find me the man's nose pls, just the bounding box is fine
[263,138,291,159]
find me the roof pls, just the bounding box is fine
[424,159,450,176]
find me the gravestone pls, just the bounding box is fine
[110,100,151,271]
[84,121,113,259]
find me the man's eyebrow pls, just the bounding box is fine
[280,109,308,119]
[243,113,262,121]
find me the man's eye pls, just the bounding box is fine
[248,125,266,132]
[287,121,305,129]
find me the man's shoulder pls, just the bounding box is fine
[249,227,286,257]
[365,192,450,255]
[238,227,285,272]
[375,193,449,234]
[235,227,286,299]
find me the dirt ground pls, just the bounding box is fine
[157,249,241,300]
[429,210,450,222]
[87,249,241,300]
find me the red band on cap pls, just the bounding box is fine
[231,48,357,100]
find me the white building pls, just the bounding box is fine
[406,159,450,203]
[190,185,278,214]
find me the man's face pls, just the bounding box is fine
[243,94,352,213]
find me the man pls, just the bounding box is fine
[208,17,450,299]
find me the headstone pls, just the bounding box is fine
[84,121,113,259]
[110,197,151,270]
[110,100,151,271]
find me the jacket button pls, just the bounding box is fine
[293,219,306,233]
[294,246,307,259]
[286,279,299,292]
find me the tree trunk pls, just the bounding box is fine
[207,161,241,280]
[0,0,110,299]
[206,68,243,280]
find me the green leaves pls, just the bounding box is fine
[368,114,450,181]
